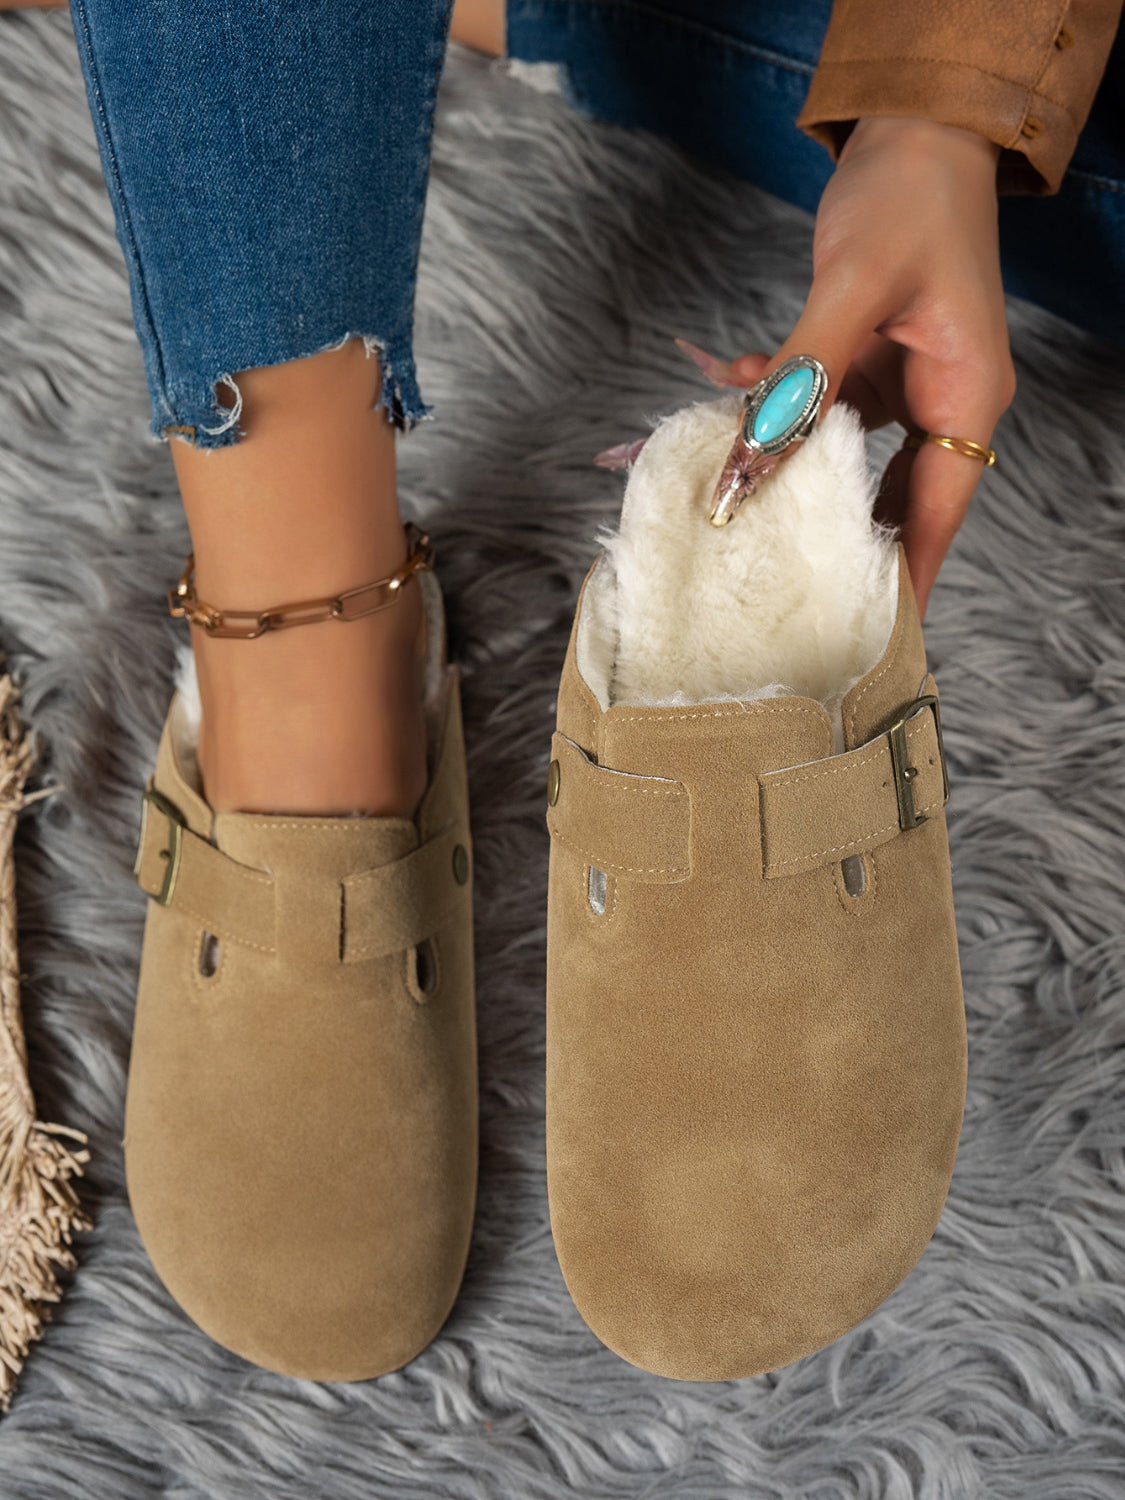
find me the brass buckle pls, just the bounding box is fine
[886,694,949,831]
[134,788,185,907]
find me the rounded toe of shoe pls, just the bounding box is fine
[555,1231,928,1382]
[549,1147,957,1382]
[127,1156,473,1380]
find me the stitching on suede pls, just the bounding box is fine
[767,795,945,871]
[550,827,686,877]
[166,902,275,954]
[558,733,685,793]
[233,817,398,833]
[847,601,905,735]
[765,741,886,788]
[764,717,931,791]
[615,703,818,726]
[846,567,913,738]
[599,784,683,798]
[770,820,901,867]
[139,831,274,889]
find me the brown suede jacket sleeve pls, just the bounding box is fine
[797,0,1123,193]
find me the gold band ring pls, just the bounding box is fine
[902,431,997,467]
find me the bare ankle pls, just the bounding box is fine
[167,340,430,819]
[194,579,428,818]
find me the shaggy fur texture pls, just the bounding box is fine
[1,14,1124,1498]
[581,399,898,734]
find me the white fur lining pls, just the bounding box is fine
[576,398,899,742]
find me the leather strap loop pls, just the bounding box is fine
[758,697,947,879]
[545,733,691,884]
[135,790,471,961]
[545,694,948,886]
[135,790,277,952]
[341,822,471,963]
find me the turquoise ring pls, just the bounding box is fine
[709,354,829,527]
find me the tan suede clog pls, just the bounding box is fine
[129,572,476,1379]
[545,398,966,1380]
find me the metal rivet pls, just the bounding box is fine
[547,759,561,806]
[452,844,470,885]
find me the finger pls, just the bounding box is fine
[729,344,892,426]
[674,339,746,388]
[723,350,770,388]
[727,350,773,387]
[898,348,1013,615]
[757,272,898,410]
[844,336,910,429]
[741,333,904,430]
[735,329,899,431]
[900,442,990,617]
[835,349,900,429]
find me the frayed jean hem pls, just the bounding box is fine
[150,330,431,450]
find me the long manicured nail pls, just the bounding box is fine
[594,438,648,472]
[674,337,737,388]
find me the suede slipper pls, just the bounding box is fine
[130,571,476,1379]
[545,398,965,1381]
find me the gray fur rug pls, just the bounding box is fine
[2,14,1125,1498]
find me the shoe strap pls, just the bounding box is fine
[547,688,948,883]
[758,690,948,878]
[135,789,277,950]
[341,822,471,962]
[546,733,691,884]
[135,788,471,958]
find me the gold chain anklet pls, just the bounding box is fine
[168,523,434,640]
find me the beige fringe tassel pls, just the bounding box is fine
[0,666,89,1413]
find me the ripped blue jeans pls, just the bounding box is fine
[68,0,451,447]
[69,0,1124,455]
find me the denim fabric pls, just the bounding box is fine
[508,0,1125,347]
[70,0,1122,453]
[68,0,452,447]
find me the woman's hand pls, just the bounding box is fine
[730,116,1014,616]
